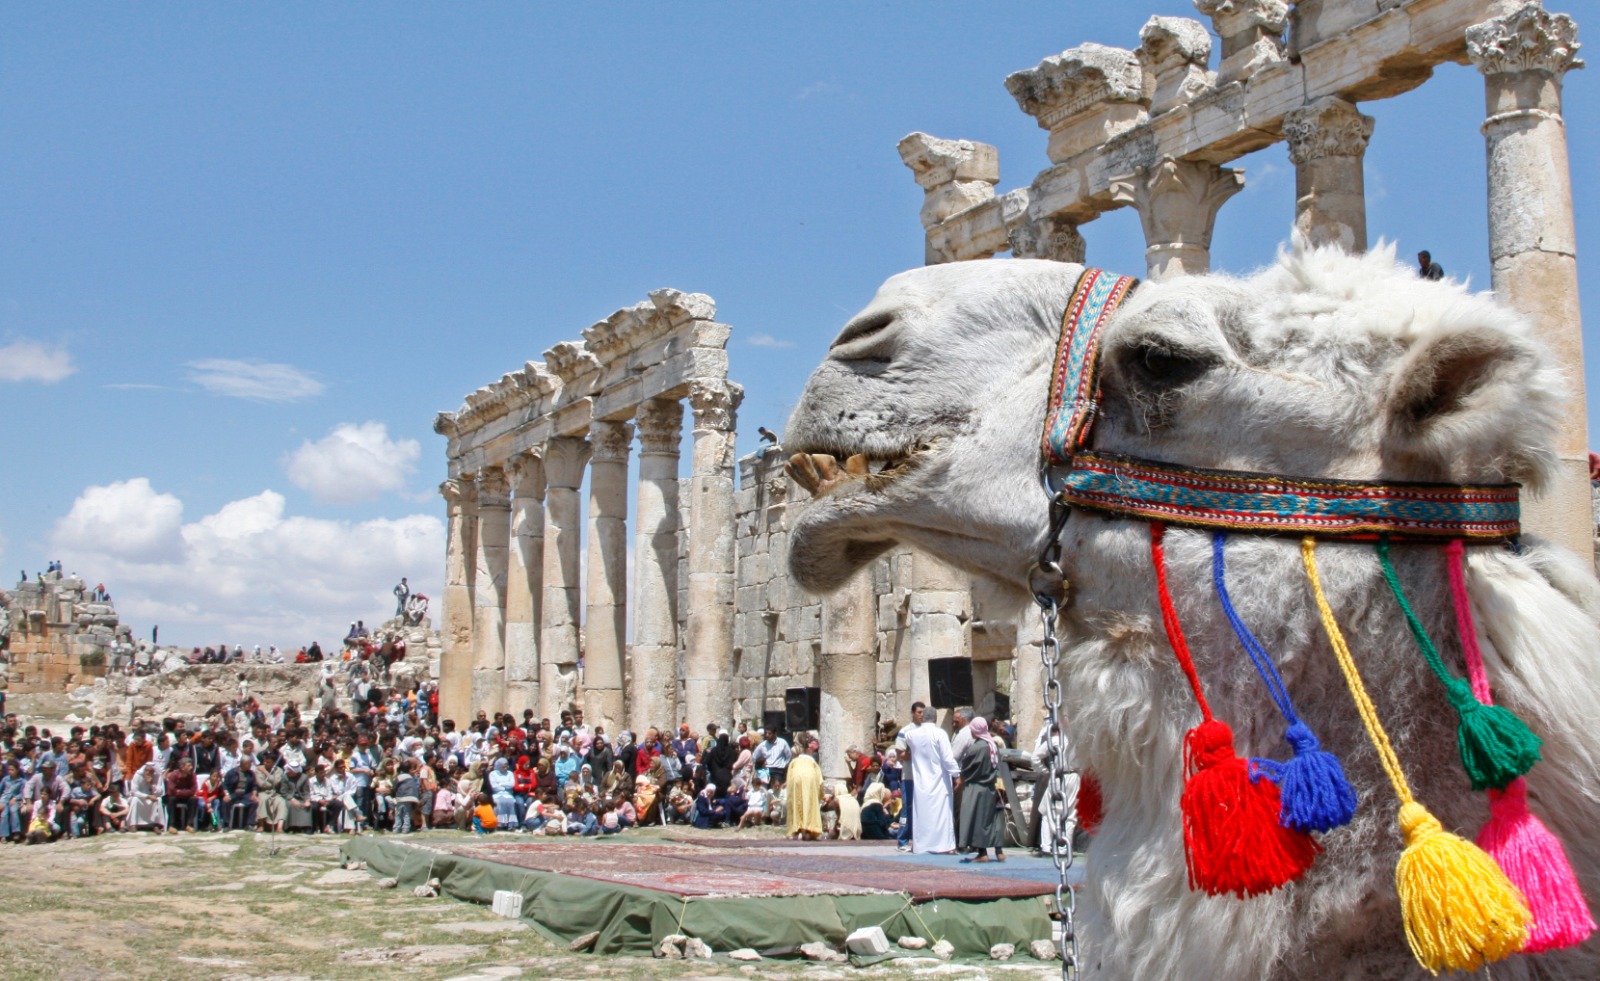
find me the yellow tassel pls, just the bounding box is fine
[1395,801,1530,974]
[1302,538,1531,975]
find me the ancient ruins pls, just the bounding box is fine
[436,0,1586,780]
[2,574,130,694]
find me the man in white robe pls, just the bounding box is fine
[904,712,960,854]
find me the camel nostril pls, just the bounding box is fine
[830,311,896,352]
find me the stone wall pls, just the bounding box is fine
[3,576,128,694]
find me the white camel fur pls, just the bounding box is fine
[783,241,1600,980]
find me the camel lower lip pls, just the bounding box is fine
[786,450,916,498]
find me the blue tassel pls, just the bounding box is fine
[1216,534,1359,835]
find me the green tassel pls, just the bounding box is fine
[1447,679,1543,791]
[1377,539,1543,792]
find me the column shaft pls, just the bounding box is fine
[1470,6,1590,560]
[471,467,510,716]
[1283,96,1374,253]
[909,550,970,731]
[631,400,683,734]
[584,421,633,733]
[504,453,544,717]
[540,438,591,721]
[819,568,876,782]
[685,383,740,727]
[438,478,476,725]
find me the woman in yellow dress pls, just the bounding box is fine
[785,743,824,840]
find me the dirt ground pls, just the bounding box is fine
[0,826,1066,981]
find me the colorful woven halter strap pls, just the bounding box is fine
[1040,268,1522,542]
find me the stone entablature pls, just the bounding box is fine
[4,576,127,693]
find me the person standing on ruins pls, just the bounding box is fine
[1416,250,1444,280]
[394,577,409,617]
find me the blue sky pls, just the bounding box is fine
[2,3,1594,649]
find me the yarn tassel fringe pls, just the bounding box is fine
[1252,720,1359,834]
[1478,778,1596,953]
[1396,800,1530,973]
[1446,680,1543,792]
[1182,719,1319,898]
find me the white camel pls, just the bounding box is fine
[783,242,1600,980]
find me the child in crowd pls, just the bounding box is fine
[471,793,498,834]
[739,779,769,828]
[98,785,129,833]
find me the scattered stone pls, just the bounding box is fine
[799,941,847,963]
[340,944,478,964]
[242,873,300,883]
[195,881,246,891]
[683,937,714,959]
[441,969,524,981]
[656,939,682,959]
[729,948,762,961]
[931,939,956,961]
[376,877,399,889]
[889,957,941,968]
[315,868,372,886]
[990,942,1015,961]
[176,956,248,967]
[1029,939,1059,961]
[413,883,439,898]
[567,930,599,952]
[897,936,929,950]
[101,843,184,857]
[845,925,890,956]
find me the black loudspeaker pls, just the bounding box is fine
[762,709,789,738]
[927,657,975,709]
[785,686,821,732]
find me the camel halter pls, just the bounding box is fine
[1030,268,1586,977]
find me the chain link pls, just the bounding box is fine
[1032,493,1077,980]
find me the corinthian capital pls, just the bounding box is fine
[589,421,634,463]
[1283,97,1375,166]
[475,466,510,510]
[440,477,474,509]
[688,381,742,432]
[1468,6,1583,77]
[635,398,684,455]
[543,437,593,490]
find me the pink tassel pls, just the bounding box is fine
[1478,779,1596,952]
[1449,542,1596,952]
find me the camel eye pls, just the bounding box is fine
[1130,341,1212,388]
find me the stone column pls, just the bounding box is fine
[898,133,1001,264]
[1110,157,1245,279]
[1195,0,1288,85]
[1010,610,1045,752]
[820,568,877,782]
[471,466,510,716]
[909,550,971,731]
[582,420,633,733]
[540,437,591,721]
[631,399,683,734]
[504,451,544,717]
[1283,96,1375,253]
[1008,214,1087,264]
[685,381,741,728]
[438,477,476,725]
[1468,5,1591,561]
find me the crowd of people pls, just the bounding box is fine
[1,661,1030,858]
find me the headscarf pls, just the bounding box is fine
[493,758,510,772]
[863,781,892,808]
[969,716,999,764]
[883,748,899,767]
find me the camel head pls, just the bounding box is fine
[784,242,1563,594]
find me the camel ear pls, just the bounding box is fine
[1387,325,1557,486]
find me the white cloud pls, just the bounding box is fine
[283,421,422,504]
[51,479,444,649]
[53,478,185,563]
[746,333,795,349]
[186,358,325,402]
[0,338,76,383]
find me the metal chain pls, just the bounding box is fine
[1031,494,1077,980]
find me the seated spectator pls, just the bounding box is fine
[224,756,260,830]
[826,781,861,841]
[1,760,28,841]
[739,779,769,829]
[690,785,728,829]
[565,798,600,836]
[431,784,462,829]
[285,764,315,833]
[99,784,130,832]
[488,758,518,827]
[600,793,635,835]
[471,793,498,834]
[197,769,226,831]
[165,758,198,833]
[127,763,166,832]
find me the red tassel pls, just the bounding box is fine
[1078,772,1103,835]
[1182,718,1321,898]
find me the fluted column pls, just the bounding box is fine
[1469,5,1591,561]
[1110,157,1244,279]
[1283,96,1375,253]
[438,477,476,725]
[631,399,683,734]
[819,568,876,782]
[504,451,544,717]
[583,421,633,732]
[685,382,741,728]
[471,466,510,716]
[540,437,591,721]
